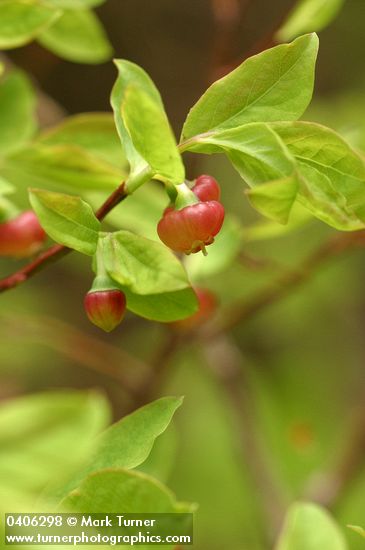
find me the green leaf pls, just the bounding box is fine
[183,122,299,223]
[39,113,128,171]
[0,391,109,497]
[111,60,184,183]
[29,188,100,255]
[122,86,184,183]
[100,230,191,295]
[61,468,193,515]
[275,502,348,550]
[278,0,345,41]
[271,121,365,229]
[58,397,183,496]
[0,71,37,156]
[3,143,123,193]
[38,8,112,64]
[0,0,60,49]
[181,33,319,140]
[124,287,199,322]
[247,176,299,224]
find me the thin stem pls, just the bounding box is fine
[0,181,128,294]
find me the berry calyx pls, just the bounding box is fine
[192,175,221,202]
[157,200,225,255]
[0,210,46,258]
[84,289,126,332]
[172,287,218,329]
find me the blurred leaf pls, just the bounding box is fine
[124,287,198,322]
[3,143,123,192]
[275,502,348,550]
[181,34,319,140]
[39,113,127,170]
[100,230,190,295]
[348,525,365,539]
[58,397,183,496]
[46,0,105,8]
[111,60,184,184]
[29,188,100,255]
[185,215,243,280]
[0,71,37,155]
[244,203,313,241]
[278,0,345,41]
[38,8,112,64]
[0,175,14,195]
[247,176,300,224]
[0,0,60,49]
[62,468,193,516]
[0,391,109,497]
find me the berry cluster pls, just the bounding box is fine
[157,175,225,255]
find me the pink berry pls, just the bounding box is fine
[0,211,46,258]
[84,289,126,332]
[192,175,221,202]
[157,201,225,255]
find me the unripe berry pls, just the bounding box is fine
[84,289,126,332]
[172,288,217,329]
[0,210,46,258]
[157,201,225,255]
[192,175,221,202]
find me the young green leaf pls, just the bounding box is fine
[61,468,193,516]
[57,397,183,497]
[124,287,199,322]
[100,230,191,295]
[111,60,184,184]
[275,502,348,550]
[278,0,345,42]
[29,189,100,255]
[123,85,185,183]
[0,71,37,156]
[0,391,109,497]
[181,33,319,140]
[0,0,60,49]
[271,121,365,226]
[38,9,112,64]
[3,143,123,193]
[39,113,127,170]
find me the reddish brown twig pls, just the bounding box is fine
[0,181,127,294]
[208,231,365,336]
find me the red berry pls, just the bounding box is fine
[84,289,126,332]
[172,288,217,329]
[192,175,221,202]
[157,201,225,255]
[0,210,46,258]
